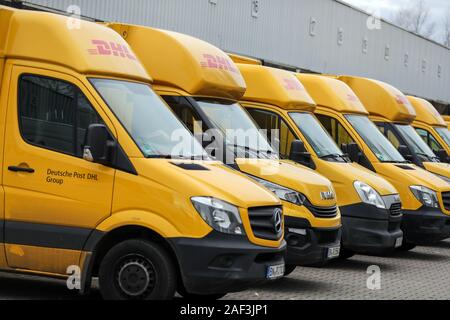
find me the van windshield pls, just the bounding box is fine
[395,124,438,161]
[195,99,276,159]
[346,115,406,163]
[90,79,206,159]
[289,112,346,160]
[435,127,450,148]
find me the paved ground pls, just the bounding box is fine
[0,240,449,300]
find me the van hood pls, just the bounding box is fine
[132,158,281,208]
[374,163,450,190]
[318,161,398,196]
[236,158,336,207]
[423,162,450,181]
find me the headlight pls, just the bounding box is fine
[191,197,245,235]
[354,181,386,209]
[249,176,305,206]
[410,186,439,208]
[433,173,450,184]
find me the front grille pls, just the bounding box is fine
[389,202,402,217]
[248,206,283,241]
[442,192,450,211]
[305,201,339,218]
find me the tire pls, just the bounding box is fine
[338,248,355,260]
[397,242,416,252]
[283,264,297,276]
[99,239,176,300]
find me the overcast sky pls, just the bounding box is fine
[341,0,449,42]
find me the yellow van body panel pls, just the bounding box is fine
[228,53,262,65]
[339,76,416,123]
[237,64,315,111]
[423,162,450,179]
[107,23,246,101]
[0,6,149,83]
[296,74,368,115]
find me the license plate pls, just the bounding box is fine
[328,246,341,259]
[266,264,285,280]
[395,237,403,248]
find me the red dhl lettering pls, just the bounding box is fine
[200,54,239,74]
[88,40,137,60]
[283,78,303,91]
[395,95,409,106]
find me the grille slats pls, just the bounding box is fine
[442,192,450,211]
[389,202,402,217]
[305,201,339,218]
[248,206,283,241]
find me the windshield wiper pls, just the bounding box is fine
[320,153,348,162]
[416,152,440,162]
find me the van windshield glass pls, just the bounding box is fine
[346,115,405,163]
[435,127,450,148]
[289,112,344,159]
[90,79,206,159]
[196,99,276,159]
[395,124,437,161]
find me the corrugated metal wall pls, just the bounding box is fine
[26,0,450,105]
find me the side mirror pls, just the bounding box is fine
[341,142,362,163]
[83,124,115,165]
[398,145,413,161]
[436,149,449,163]
[289,140,314,169]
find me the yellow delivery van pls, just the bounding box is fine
[408,96,450,162]
[108,23,342,274]
[233,63,403,256]
[339,76,450,182]
[299,74,450,249]
[0,6,287,300]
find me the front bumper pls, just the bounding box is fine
[284,216,341,266]
[402,207,450,244]
[169,232,286,295]
[340,203,404,255]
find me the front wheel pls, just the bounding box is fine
[283,264,297,276]
[99,239,177,300]
[397,242,416,252]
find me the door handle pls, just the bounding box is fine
[8,166,35,173]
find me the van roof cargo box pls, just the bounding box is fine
[296,74,368,115]
[0,6,149,83]
[339,76,416,123]
[237,64,316,111]
[107,23,246,101]
[408,96,446,127]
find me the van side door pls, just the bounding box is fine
[3,66,115,275]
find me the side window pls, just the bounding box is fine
[316,114,354,147]
[375,122,401,149]
[416,128,442,152]
[163,96,203,134]
[247,108,295,159]
[18,75,104,157]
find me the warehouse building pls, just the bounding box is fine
[3,0,450,112]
